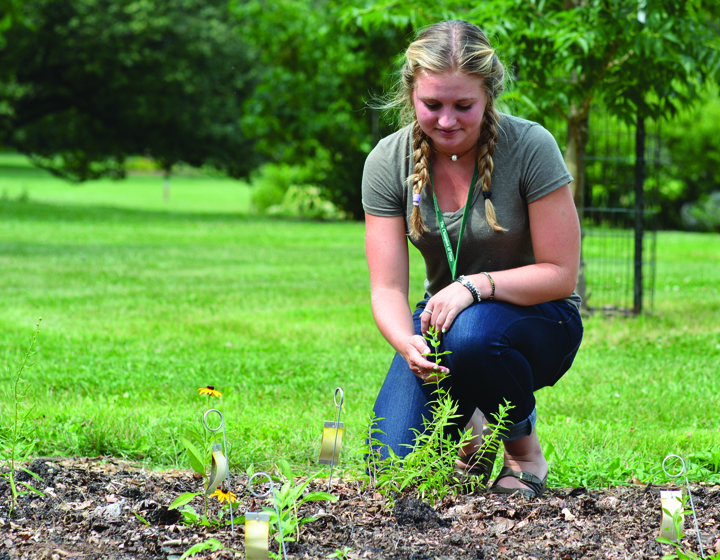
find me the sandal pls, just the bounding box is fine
[490,466,548,499]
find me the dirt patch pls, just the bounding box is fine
[1,457,719,559]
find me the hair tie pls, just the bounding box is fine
[482,190,492,200]
[412,193,422,206]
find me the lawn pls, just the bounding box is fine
[1,154,719,488]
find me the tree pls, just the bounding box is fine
[346,0,719,206]
[0,0,258,181]
[232,0,408,218]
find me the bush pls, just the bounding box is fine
[267,185,347,221]
[249,164,311,212]
[250,163,347,220]
[681,191,720,232]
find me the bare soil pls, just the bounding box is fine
[2,457,719,559]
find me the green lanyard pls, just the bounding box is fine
[429,161,479,281]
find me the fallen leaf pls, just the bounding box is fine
[562,508,576,522]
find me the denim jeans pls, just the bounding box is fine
[371,299,583,459]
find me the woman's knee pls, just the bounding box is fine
[443,304,503,359]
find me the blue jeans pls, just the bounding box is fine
[371,299,583,458]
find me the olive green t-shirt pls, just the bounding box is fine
[362,113,581,308]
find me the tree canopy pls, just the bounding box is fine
[346,0,720,205]
[0,0,258,181]
[231,0,409,217]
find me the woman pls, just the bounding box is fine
[362,20,583,498]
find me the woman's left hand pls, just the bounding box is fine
[420,281,474,334]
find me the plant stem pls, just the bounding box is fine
[6,317,41,517]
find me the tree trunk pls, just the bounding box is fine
[564,103,590,310]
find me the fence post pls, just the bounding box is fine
[633,113,646,314]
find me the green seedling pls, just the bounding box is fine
[1,318,45,518]
[656,494,720,560]
[326,546,354,559]
[365,327,510,505]
[263,459,337,546]
[169,386,235,526]
[179,538,242,560]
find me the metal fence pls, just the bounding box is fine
[551,113,661,315]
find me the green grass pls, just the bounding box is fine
[1,154,719,488]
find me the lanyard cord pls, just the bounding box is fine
[429,161,479,281]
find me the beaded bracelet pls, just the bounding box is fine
[456,275,481,303]
[481,271,496,300]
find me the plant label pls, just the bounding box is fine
[245,511,270,560]
[318,421,344,465]
[659,490,683,541]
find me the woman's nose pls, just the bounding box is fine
[437,111,456,128]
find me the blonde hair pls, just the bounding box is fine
[388,20,507,238]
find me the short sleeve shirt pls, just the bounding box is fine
[362,113,581,308]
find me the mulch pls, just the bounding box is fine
[1,457,719,559]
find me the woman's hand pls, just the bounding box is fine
[401,334,449,381]
[420,281,474,335]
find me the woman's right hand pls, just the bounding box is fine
[401,334,450,382]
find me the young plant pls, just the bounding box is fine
[168,386,231,526]
[656,495,720,560]
[1,318,45,518]
[326,546,354,559]
[366,326,510,505]
[263,459,337,546]
[179,538,242,560]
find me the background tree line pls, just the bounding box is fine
[1,0,718,229]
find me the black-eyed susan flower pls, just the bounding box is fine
[209,488,237,504]
[198,386,222,398]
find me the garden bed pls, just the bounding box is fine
[1,457,718,559]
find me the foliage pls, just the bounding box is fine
[681,191,720,232]
[263,459,337,544]
[249,163,347,220]
[326,546,354,559]
[366,327,508,506]
[0,0,258,182]
[656,495,720,560]
[231,0,408,218]
[179,538,242,560]
[342,0,720,212]
[658,83,720,228]
[0,318,45,518]
[168,387,231,525]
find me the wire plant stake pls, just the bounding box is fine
[247,472,287,560]
[203,408,234,535]
[318,387,344,491]
[662,454,704,557]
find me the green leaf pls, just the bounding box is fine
[169,492,203,511]
[180,437,207,477]
[278,458,294,481]
[18,481,44,497]
[298,491,338,504]
[179,538,224,560]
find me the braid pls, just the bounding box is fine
[476,104,506,232]
[409,120,432,239]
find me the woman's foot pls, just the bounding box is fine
[490,428,548,498]
[455,410,498,487]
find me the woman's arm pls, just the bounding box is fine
[365,212,449,378]
[423,185,580,332]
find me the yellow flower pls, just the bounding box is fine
[209,488,237,504]
[198,386,222,398]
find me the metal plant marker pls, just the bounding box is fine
[247,472,287,560]
[203,408,234,535]
[244,511,270,560]
[661,454,703,556]
[318,387,344,489]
